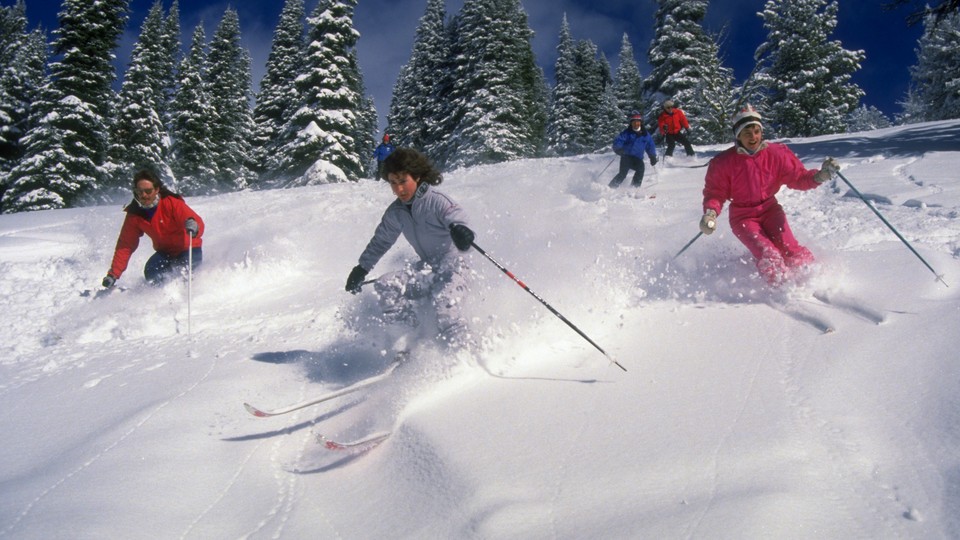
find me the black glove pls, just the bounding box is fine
[184,217,199,238]
[449,224,475,251]
[102,274,116,288]
[345,265,368,294]
[613,148,624,156]
[650,156,658,166]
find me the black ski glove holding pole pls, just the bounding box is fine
[450,224,475,251]
[345,265,368,294]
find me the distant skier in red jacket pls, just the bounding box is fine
[699,105,839,286]
[102,169,204,288]
[657,99,695,158]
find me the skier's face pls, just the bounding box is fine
[387,172,418,202]
[134,179,159,207]
[737,124,763,152]
[630,119,643,131]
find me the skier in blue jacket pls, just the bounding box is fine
[373,134,395,179]
[608,111,658,188]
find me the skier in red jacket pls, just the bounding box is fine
[102,169,204,288]
[699,105,839,286]
[657,99,695,158]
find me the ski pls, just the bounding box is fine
[243,361,400,418]
[766,299,836,334]
[812,290,887,325]
[318,430,391,453]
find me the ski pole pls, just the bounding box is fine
[187,234,193,335]
[470,242,626,372]
[672,231,703,261]
[594,157,616,182]
[835,170,948,287]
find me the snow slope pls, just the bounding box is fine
[1,120,959,539]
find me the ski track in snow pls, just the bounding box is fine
[1,350,220,537]
[685,343,768,538]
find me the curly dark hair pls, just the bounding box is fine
[380,147,442,185]
[132,168,162,189]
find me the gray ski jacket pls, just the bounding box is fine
[358,183,470,272]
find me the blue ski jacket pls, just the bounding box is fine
[612,127,657,161]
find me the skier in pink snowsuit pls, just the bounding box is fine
[699,105,839,286]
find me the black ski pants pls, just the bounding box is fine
[609,154,645,188]
[665,132,695,156]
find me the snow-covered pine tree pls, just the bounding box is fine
[387,0,449,155]
[107,0,173,197]
[906,10,960,121]
[2,0,128,212]
[547,34,618,156]
[847,104,892,132]
[205,7,255,192]
[252,0,305,182]
[690,31,735,144]
[753,0,864,137]
[159,0,180,127]
[274,0,370,185]
[441,0,547,169]
[643,0,733,144]
[169,25,218,194]
[0,2,46,210]
[353,92,379,179]
[545,15,585,157]
[613,33,643,117]
[595,53,626,149]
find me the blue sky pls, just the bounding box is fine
[16,0,923,131]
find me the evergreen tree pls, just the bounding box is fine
[847,104,892,132]
[906,10,960,121]
[170,25,218,193]
[275,0,370,185]
[570,39,607,150]
[754,0,864,137]
[107,0,172,195]
[387,0,449,154]
[353,91,379,179]
[644,0,734,144]
[613,33,643,116]
[545,15,583,156]
[443,0,547,169]
[206,8,255,191]
[252,0,305,181]
[3,0,128,212]
[691,30,735,144]
[595,52,625,148]
[0,2,46,209]
[159,0,181,126]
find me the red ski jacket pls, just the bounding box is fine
[658,108,691,135]
[108,191,204,279]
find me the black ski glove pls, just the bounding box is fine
[102,274,116,288]
[650,156,658,166]
[345,265,368,294]
[449,224,475,251]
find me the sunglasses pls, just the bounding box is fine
[134,187,157,196]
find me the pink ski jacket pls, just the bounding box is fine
[702,142,820,220]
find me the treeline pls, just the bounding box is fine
[0,0,957,213]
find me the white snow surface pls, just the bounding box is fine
[2,121,960,538]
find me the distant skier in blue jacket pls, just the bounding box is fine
[373,134,395,179]
[608,111,658,188]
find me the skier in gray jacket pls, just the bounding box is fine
[346,147,476,349]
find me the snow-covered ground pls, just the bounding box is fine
[1,120,959,538]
